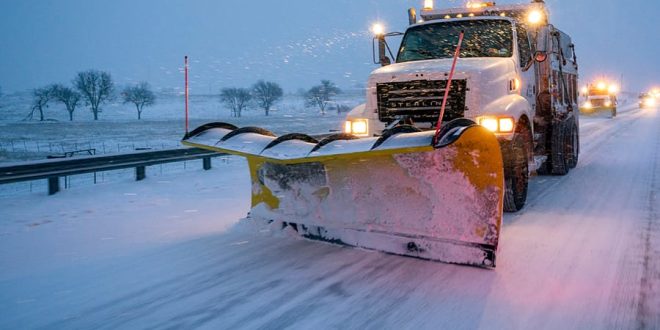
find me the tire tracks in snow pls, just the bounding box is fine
[602,108,660,329]
[635,117,660,329]
[510,106,643,224]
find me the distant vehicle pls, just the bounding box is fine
[639,92,656,109]
[579,81,618,117]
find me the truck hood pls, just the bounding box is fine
[368,57,515,83]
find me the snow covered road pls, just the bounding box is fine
[1,105,659,329]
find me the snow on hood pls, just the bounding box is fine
[368,57,515,82]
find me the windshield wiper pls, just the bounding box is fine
[405,48,435,57]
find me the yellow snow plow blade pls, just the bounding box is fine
[182,121,504,267]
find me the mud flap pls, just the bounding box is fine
[183,122,504,267]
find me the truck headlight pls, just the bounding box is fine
[608,85,619,94]
[344,119,369,137]
[644,98,656,107]
[479,118,499,132]
[582,101,592,109]
[477,116,515,134]
[604,100,612,107]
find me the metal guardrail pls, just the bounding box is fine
[0,148,226,195]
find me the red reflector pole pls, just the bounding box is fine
[433,31,465,145]
[185,55,189,135]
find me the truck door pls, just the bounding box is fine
[516,24,536,115]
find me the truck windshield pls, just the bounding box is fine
[397,19,513,63]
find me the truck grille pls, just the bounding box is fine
[589,99,605,107]
[376,79,467,124]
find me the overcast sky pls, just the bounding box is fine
[0,0,657,94]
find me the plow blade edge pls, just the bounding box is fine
[183,122,503,267]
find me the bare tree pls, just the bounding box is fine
[252,80,283,116]
[74,70,114,120]
[51,84,81,121]
[122,82,156,120]
[220,88,252,117]
[26,87,52,121]
[305,80,341,115]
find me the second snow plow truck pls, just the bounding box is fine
[183,0,580,267]
[579,80,619,117]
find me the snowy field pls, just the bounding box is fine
[0,92,358,196]
[0,92,358,164]
[1,102,659,329]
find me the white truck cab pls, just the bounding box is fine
[344,0,580,212]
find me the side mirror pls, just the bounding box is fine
[378,37,391,66]
[534,51,547,63]
[373,36,391,66]
[371,30,403,67]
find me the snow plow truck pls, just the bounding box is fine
[579,80,619,117]
[182,0,580,267]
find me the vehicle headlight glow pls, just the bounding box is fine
[582,101,592,109]
[479,118,499,132]
[604,100,612,107]
[498,117,515,133]
[344,121,352,134]
[477,116,514,133]
[644,98,656,107]
[344,119,369,136]
[608,85,619,94]
[596,81,607,91]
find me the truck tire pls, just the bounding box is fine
[550,121,570,175]
[503,125,531,212]
[567,120,579,169]
[611,107,617,118]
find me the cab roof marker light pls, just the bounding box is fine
[371,23,385,36]
[527,10,544,25]
[466,1,495,9]
[423,0,434,10]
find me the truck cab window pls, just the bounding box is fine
[397,20,513,63]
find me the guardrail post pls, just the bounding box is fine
[136,166,146,181]
[203,157,212,170]
[48,177,60,195]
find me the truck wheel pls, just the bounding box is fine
[611,107,617,118]
[550,121,570,175]
[503,125,531,212]
[567,120,579,169]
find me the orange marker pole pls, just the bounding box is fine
[433,31,464,145]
